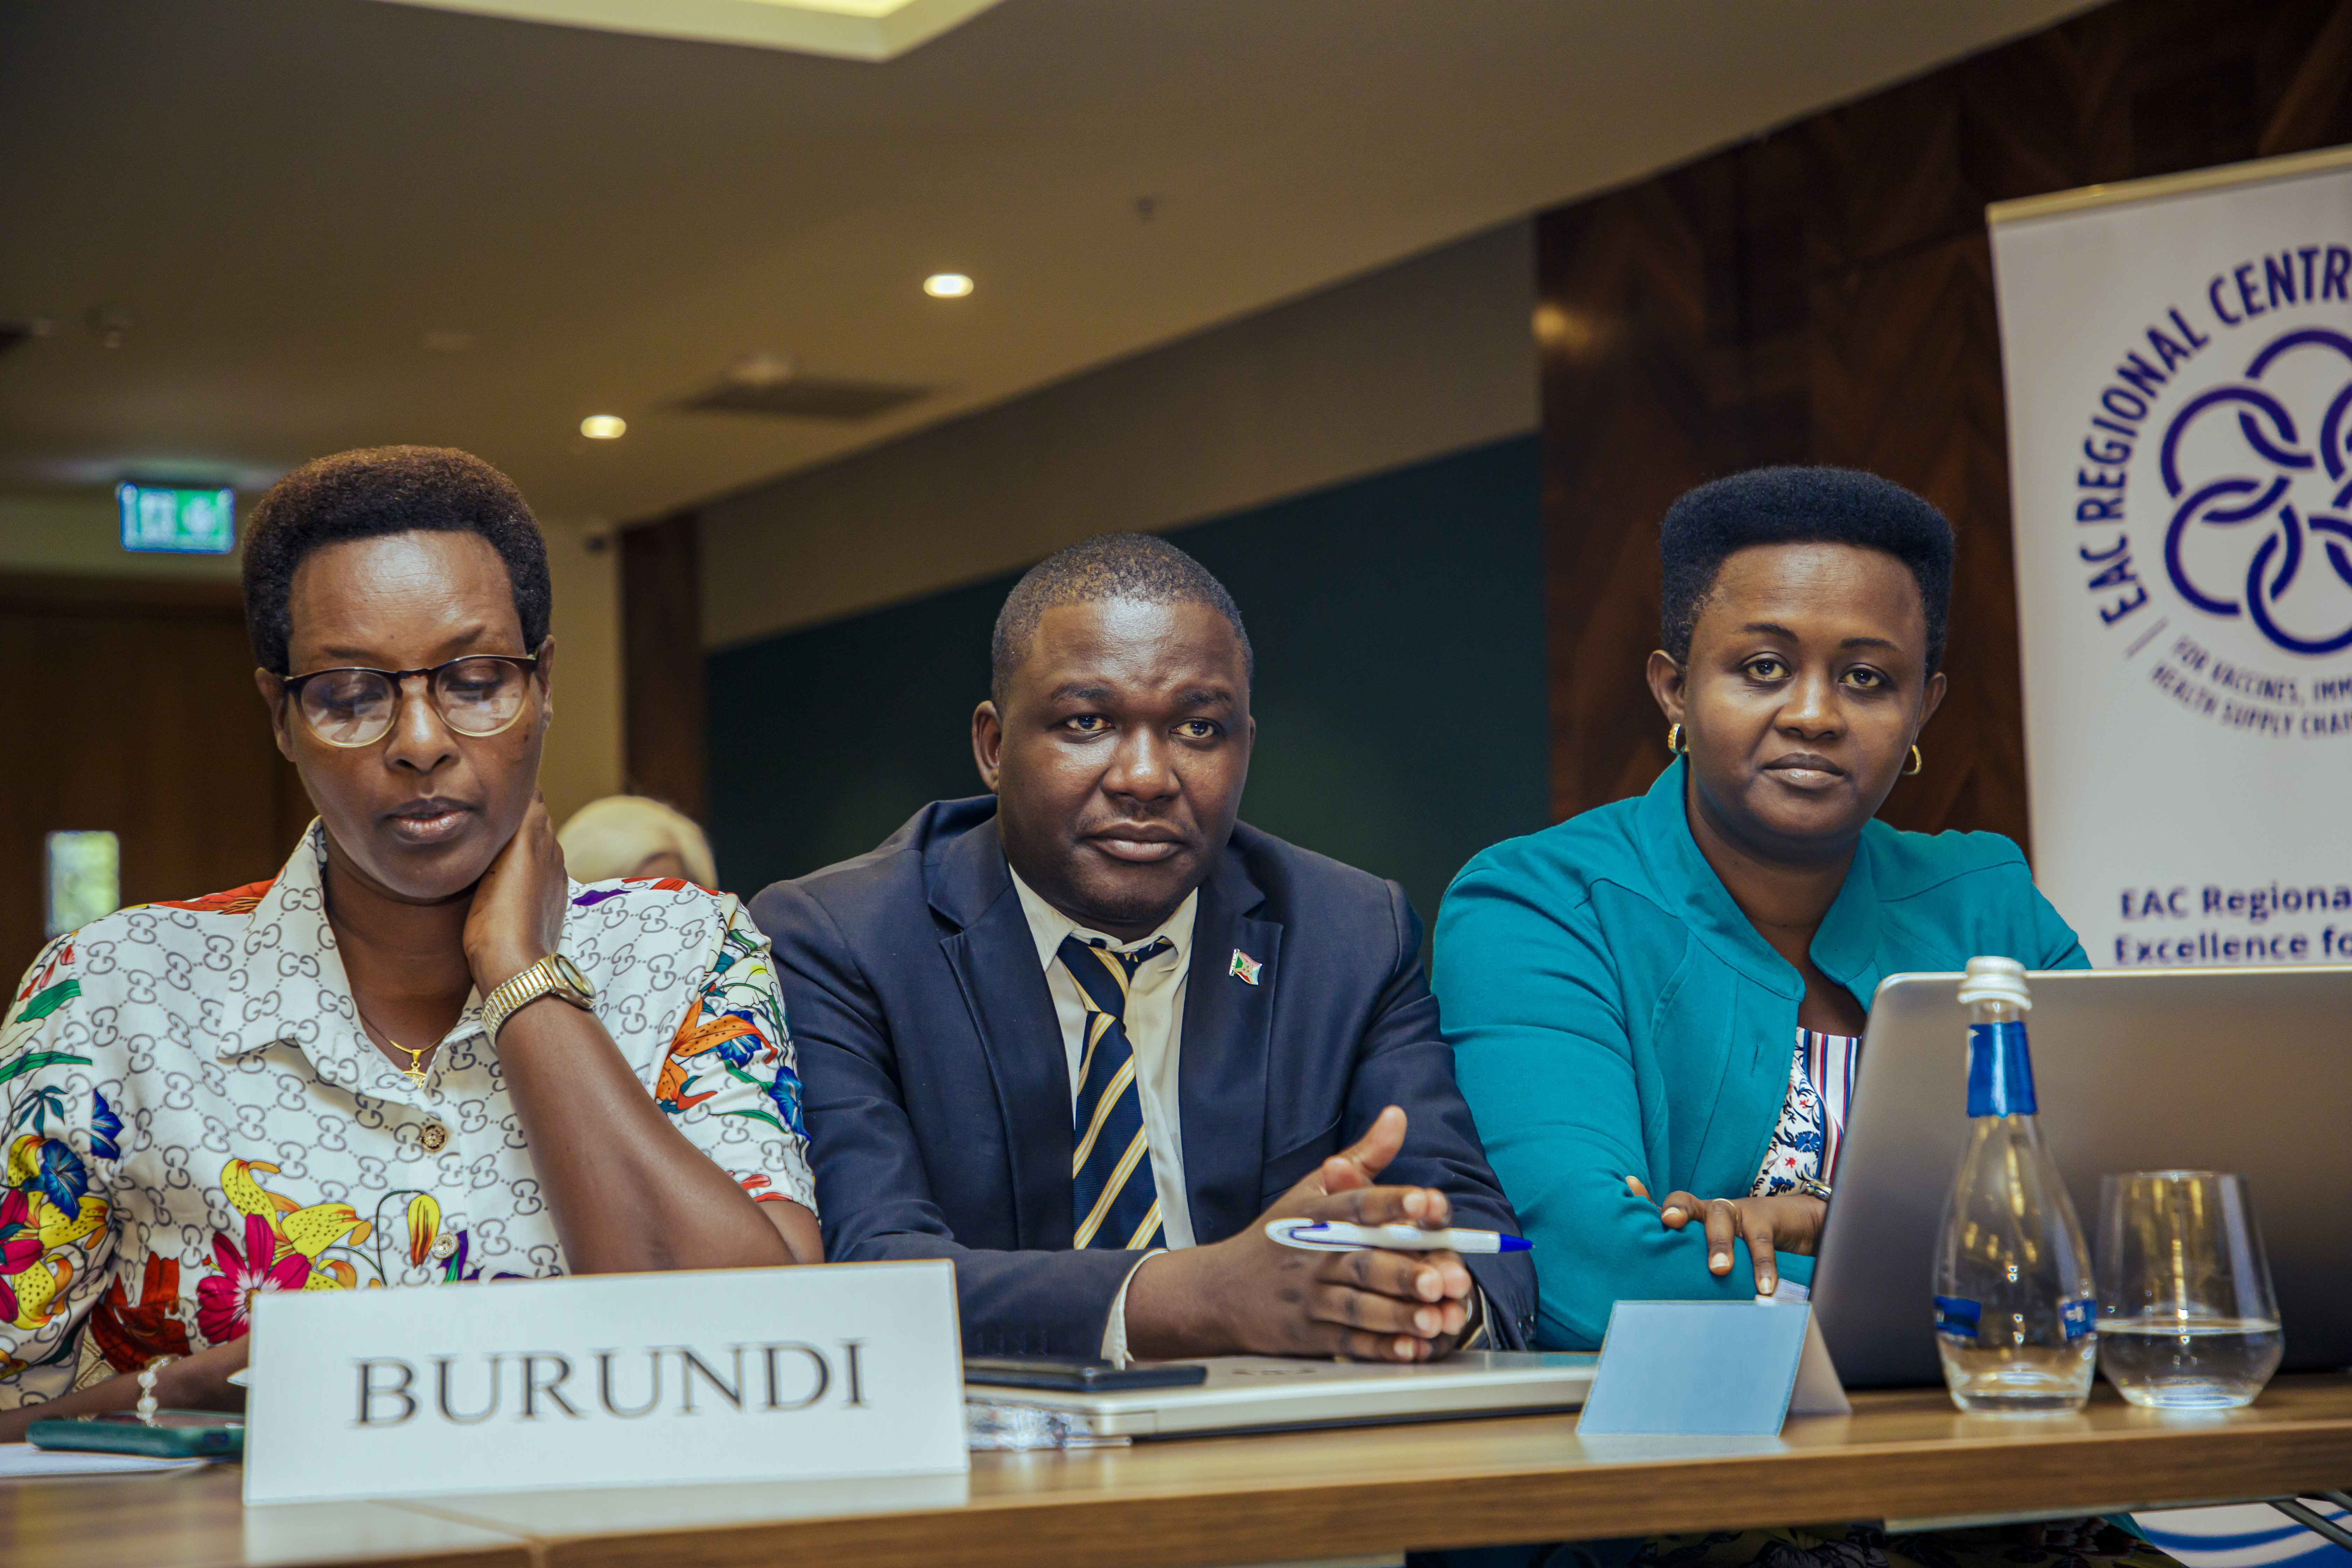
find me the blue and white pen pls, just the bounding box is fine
[1265,1218,1533,1253]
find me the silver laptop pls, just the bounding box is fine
[965,1351,1594,1439]
[1813,965,2352,1387]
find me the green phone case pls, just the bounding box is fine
[28,1412,244,1459]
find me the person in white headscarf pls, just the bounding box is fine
[557,795,720,887]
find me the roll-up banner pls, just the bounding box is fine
[1990,145,2352,970]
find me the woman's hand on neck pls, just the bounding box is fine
[460,793,571,994]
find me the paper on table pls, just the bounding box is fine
[0,1441,210,1479]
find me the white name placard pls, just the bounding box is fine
[243,1259,966,1506]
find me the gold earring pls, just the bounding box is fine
[1666,722,1687,755]
[1905,744,1923,776]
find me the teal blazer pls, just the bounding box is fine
[1435,758,2088,1350]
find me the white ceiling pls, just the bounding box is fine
[0,0,2100,527]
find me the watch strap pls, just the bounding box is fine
[480,955,592,1043]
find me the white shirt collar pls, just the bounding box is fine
[220,822,487,1103]
[1007,866,1197,978]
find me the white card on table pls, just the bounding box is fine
[1576,1298,1847,1436]
[244,1259,966,1505]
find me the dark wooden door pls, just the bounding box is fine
[620,511,705,822]
[0,574,313,979]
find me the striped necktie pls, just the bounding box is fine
[1059,933,1174,1251]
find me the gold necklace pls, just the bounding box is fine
[356,1007,435,1088]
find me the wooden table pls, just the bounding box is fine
[12,1375,2352,1568]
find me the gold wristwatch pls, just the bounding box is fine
[479,953,596,1043]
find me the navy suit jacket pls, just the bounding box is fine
[750,797,1538,1355]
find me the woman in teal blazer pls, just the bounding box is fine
[1437,467,2090,1353]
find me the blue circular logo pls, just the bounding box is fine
[2161,328,2352,654]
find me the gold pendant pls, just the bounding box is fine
[389,1041,432,1088]
[358,1006,435,1088]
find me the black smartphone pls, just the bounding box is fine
[28,1410,245,1459]
[963,1354,1209,1392]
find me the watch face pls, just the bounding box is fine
[549,953,596,1002]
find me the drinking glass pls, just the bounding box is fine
[2095,1170,2282,1408]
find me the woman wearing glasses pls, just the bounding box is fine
[0,446,818,1438]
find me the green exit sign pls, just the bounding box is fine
[118,481,235,554]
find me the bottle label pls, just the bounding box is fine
[1934,1295,1981,1338]
[1966,1021,2039,1117]
[2062,1297,2095,1340]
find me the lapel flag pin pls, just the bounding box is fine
[1229,949,1262,986]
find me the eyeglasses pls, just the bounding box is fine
[279,653,542,748]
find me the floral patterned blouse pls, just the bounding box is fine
[0,823,814,1409]
[1749,1028,1860,1197]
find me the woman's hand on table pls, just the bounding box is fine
[462,790,570,993]
[154,1337,253,1412]
[0,1336,250,1444]
[1625,1176,1825,1296]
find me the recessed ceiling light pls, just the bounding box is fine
[923,273,974,299]
[580,414,626,440]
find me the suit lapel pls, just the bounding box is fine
[1177,848,1280,1242]
[931,817,1075,1248]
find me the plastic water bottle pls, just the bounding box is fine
[1932,956,2097,1414]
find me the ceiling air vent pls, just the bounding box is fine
[677,353,927,422]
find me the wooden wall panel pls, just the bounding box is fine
[0,575,310,977]
[1538,0,2352,855]
[619,511,707,824]
[1538,184,1713,816]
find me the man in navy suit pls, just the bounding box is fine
[751,534,1535,1360]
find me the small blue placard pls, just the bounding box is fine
[1576,1300,1815,1436]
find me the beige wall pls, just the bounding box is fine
[0,492,623,826]
[698,220,1538,649]
[537,519,624,830]
[0,493,244,581]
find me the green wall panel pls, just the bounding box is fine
[706,434,1545,944]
